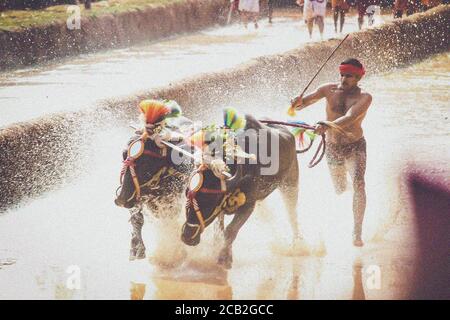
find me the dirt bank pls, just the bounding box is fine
[0,0,229,70]
[0,5,449,211]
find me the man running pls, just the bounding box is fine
[290,58,372,246]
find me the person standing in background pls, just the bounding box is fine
[332,0,349,33]
[302,0,327,40]
[394,0,408,18]
[239,0,260,29]
[356,0,379,30]
[268,0,274,24]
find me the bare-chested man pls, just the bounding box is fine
[290,58,372,246]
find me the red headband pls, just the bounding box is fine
[339,64,365,77]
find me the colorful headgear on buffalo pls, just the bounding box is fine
[223,107,246,131]
[138,99,182,125]
[339,58,366,77]
[289,120,317,147]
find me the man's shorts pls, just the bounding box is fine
[326,137,367,167]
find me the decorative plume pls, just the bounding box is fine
[289,120,317,147]
[223,107,246,131]
[138,99,182,124]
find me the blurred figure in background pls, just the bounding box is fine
[421,0,442,10]
[239,0,260,28]
[356,0,368,29]
[73,0,92,9]
[302,0,327,39]
[366,4,380,26]
[332,0,350,33]
[268,0,274,24]
[394,0,408,18]
[356,0,379,30]
[227,0,241,24]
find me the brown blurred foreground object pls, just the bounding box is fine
[408,170,450,299]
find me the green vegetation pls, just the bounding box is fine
[0,0,183,32]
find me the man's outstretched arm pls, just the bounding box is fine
[291,84,330,111]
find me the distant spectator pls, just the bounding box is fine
[394,0,408,18]
[239,0,260,29]
[302,0,327,39]
[366,4,380,26]
[268,0,274,24]
[74,0,92,9]
[421,0,442,10]
[356,0,379,30]
[332,0,350,33]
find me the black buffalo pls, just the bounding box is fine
[181,115,301,268]
[115,117,195,260]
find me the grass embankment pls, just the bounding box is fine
[0,0,183,31]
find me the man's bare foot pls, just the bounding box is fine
[353,235,364,247]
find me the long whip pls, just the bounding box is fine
[288,34,350,117]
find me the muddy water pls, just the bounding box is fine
[0,12,391,128]
[0,51,447,300]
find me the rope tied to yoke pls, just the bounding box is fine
[259,119,349,168]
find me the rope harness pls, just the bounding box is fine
[259,119,327,168]
[185,163,227,236]
[118,123,170,202]
[183,119,336,239]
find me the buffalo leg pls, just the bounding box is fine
[279,163,300,240]
[129,208,146,260]
[280,167,311,255]
[218,202,255,269]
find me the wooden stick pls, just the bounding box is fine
[298,34,349,97]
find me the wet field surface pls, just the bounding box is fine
[0,8,448,299]
[0,11,390,127]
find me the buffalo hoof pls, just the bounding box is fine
[130,243,146,261]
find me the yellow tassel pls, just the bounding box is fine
[235,191,246,207]
[287,106,296,117]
